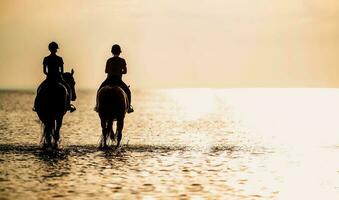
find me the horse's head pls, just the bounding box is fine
[63,69,77,101]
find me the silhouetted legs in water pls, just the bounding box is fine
[100,120,114,149]
[99,119,124,149]
[42,117,63,149]
[116,119,123,147]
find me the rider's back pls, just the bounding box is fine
[105,57,126,78]
[43,54,63,79]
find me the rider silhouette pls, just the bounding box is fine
[96,44,134,113]
[34,42,76,112]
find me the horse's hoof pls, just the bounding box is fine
[99,145,110,150]
[44,146,53,152]
[93,106,98,112]
[53,144,59,150]
[110,135,116,142]
[42,143,50,149]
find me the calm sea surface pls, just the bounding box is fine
[0,89,338,199]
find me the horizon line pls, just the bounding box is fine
[1,87,339,92]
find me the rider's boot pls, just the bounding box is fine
[94,101,98,112]
[127,105,134,113]
[69,104,76,113]
[94,96,99,112]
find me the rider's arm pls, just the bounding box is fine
[43,65,48,75]
[105,60,109,74]
[60,63,64,74]
[43,58,48,75]
[60,57,64,74]
[121,60,127,74]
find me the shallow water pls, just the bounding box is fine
[0,89,338,199]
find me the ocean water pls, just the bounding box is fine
[0,89,338,199]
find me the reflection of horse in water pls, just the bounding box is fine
[97,85,128,148]
[35,70,76,149]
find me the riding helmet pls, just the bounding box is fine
[48,42,59,51]
[111,44,121,54]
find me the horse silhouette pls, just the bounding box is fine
[97,85,128,148]
[35,69,76,149]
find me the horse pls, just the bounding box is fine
[97,85,128,149]
[34,69,77,149]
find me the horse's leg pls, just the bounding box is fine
[43,122,52,149]
[116,119,124,148]
[54,117,63,149]
[100,119,108,148]
[108,120,115,144]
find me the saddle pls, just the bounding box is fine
[39,78,72,97]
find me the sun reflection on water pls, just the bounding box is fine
[165,88,217,121]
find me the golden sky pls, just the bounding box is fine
[0,0,338,89]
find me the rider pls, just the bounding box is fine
[95,44,134,113]
[34,42,76,112]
